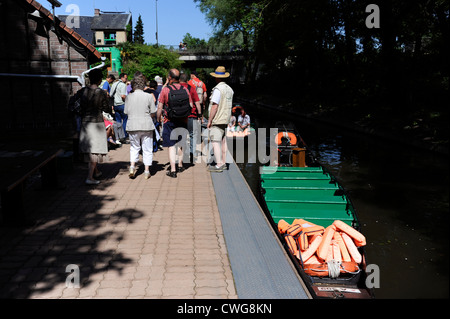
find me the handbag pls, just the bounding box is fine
[109,82,119,108]
[68,88,85,115]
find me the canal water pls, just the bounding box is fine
[231,101,449,299]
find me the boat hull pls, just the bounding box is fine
[259,165,374,299]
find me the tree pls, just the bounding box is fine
[194,0,269,83]
[134,15,145,44]
[182,33,208,52]
[117,42,183,81]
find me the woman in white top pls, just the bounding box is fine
[124,76,157,179]
[228,115,236,132]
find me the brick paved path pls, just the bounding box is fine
[0,144,237,299]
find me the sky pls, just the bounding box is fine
[53,0,215,46]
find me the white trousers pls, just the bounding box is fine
[129,131,154,166]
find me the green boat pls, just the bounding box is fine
[259,123,374,299]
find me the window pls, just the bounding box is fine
[104,32,117,45]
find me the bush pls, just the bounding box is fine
[116,42,183,80]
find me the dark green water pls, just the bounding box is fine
[233,102,449,299]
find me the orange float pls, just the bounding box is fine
[275,132,297,146]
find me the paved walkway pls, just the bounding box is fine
[0,144,237,299]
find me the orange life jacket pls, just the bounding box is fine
[299,234,322,262]
[284,234,298,256]
[332,239,342,263]
[296,222,325,250]
[333,231,352,262]
[333,220,366,247]
[277,220,290,234]
[317,225,336,261]
[341,232,362,264]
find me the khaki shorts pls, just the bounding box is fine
[209,124,227,142]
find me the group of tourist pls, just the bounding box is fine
[71,65,234,185]
[228,105,251,133]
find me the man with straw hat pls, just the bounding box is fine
[207,66,234,172]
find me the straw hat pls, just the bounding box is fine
[210,66,230,78]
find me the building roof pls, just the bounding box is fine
[57,16,95,44]
[19,0,101,62]
[91,12,132,31]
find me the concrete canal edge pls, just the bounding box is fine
[210,160,311,299]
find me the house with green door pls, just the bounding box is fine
[58,9,132,76]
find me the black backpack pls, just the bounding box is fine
[166,84,191,119]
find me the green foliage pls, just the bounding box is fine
[116,42,183,80]
[194,0,448,144]
[194,0,267,50]
[126,24,133,43]
[182,33,208,51]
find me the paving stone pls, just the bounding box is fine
[0,145,236,299]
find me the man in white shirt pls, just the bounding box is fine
[237,108,250,131]
[207,66,234,172]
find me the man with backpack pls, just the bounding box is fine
[188,71,207,112]
[157,68,194,178]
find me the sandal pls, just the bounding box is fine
[177,166,185,173]
[129,167,137,178]
[166,171,177,178]
[94,170,103,179]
